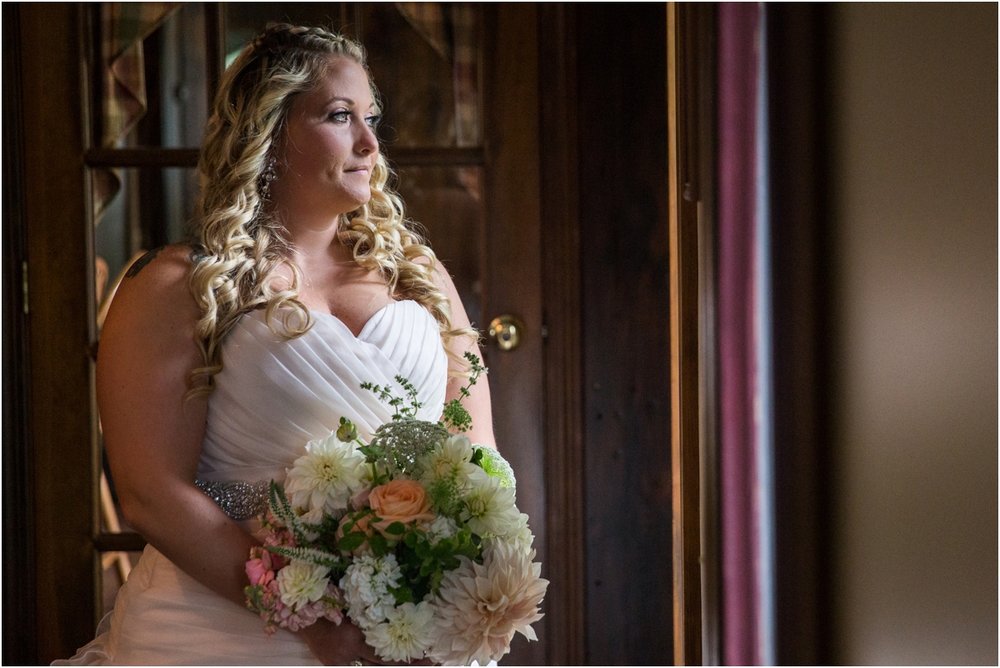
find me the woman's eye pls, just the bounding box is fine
[328,110,350,123]
[365,114,382,129]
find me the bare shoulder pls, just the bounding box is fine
[102,244,201,344]
[413,254,457,293]
[121,244,196,286]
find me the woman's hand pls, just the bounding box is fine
[301,618,433,666]
[301,619,375,666]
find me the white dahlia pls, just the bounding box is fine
[364,601,435,662]
[284,432,367,518]
[507,512,535,551]
[461,469,520,538]
[428,541,548,666]
[420,435,479,486]
[276,560,331,610]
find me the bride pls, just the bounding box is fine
[60,23,493,665]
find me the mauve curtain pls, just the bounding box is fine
[717,3,762,665]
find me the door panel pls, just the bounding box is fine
[479,6,547,664]
[91,3,553,664]
[11,4,684,664]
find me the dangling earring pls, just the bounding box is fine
[259,155,277,201]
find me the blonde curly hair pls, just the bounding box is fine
[188,23,470,394]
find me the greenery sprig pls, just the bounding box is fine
[361,376,422,420]
[358,352,485,436]
[441,352,486,433]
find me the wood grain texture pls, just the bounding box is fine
[19,3,100,662]
[577,5,673,664]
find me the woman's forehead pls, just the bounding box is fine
[308,56,374,106]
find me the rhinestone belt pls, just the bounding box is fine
[194,479,269,520]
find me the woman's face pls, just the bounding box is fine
[271,56,380,220]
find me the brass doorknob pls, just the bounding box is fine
[487,315,525,352]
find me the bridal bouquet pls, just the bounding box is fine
[243,354,548,665]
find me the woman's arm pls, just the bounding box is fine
[433,263,496,449]
[97,245,256,605]
[100,246,392,664]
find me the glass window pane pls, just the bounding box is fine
[97,4,209,149]
[223,4,482,148]
[361,4,481,147]
[93,166,198,300]
[396,166,485,327]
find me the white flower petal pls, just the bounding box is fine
[365,601,435,662]
[284,433,367,517]
[428,541,548,665]
[462,471,521,538]
[276,561,331,611]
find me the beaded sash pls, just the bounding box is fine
[195,479,268,520]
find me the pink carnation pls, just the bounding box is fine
[246,557,275,586]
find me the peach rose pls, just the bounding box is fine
[368,479,435,533]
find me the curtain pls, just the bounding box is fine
[94,2,180,220]
[716,3,764,665]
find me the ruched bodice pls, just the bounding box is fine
[199,299,448,484]
[58,299,449,665]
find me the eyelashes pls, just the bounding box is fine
[327,110,382,130]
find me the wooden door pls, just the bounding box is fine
[11,3,554,664]
[9,4,676,665]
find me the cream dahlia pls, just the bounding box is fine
[461,469,520,538]
[276,561,331,610]
[284,432,367,518]
[364,601,436,662]
[420,434,479,487]
[428,540,548,665]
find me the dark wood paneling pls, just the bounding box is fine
[2,4,37,665]
[480,5,548,664]
[577,5,672,664]
[19,4,100,662]
[538,4,587,665]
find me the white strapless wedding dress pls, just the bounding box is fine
[59,300,448,665]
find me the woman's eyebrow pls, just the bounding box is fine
[323,96,375,110]
[325,96,355,106]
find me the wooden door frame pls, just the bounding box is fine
[3,4,37,664]
[669,3,717,665]
[11,4,101,663]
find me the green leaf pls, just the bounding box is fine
[384,521,406,536]
[267,482,317,546]
[368,532,389,556]
[338,532,365,553]
[267,545,344,570]
[391,585,415,604]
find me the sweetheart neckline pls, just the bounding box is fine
[246,299,425,343]
[306,299,422,340]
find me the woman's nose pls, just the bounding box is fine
[356,123,378,154]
